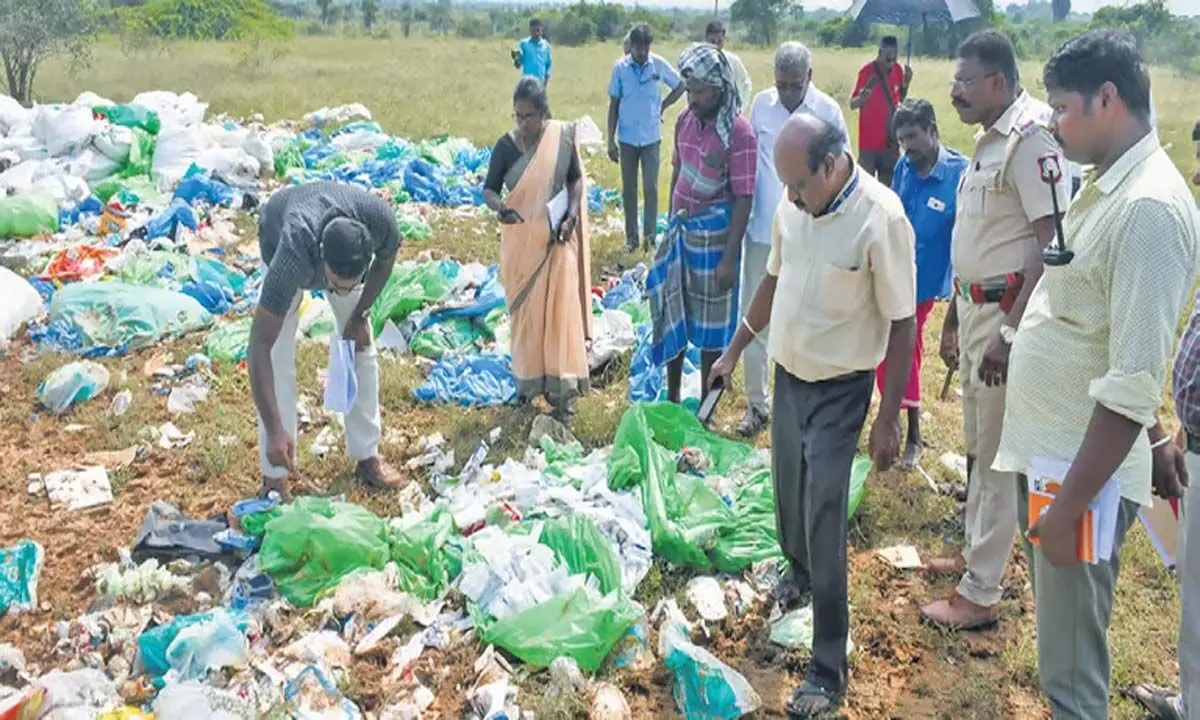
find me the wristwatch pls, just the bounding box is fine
[999,324,1017,344]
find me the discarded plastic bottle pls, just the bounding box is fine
[460,440,488,482]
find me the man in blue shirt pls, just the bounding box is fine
[513,19,552,88]
[607,22,685,252]
[875,98,968,467]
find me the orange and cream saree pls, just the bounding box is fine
[498,120,593,407]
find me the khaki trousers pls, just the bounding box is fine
[956,298,1020,607]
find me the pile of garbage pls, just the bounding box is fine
[1,403,872,718]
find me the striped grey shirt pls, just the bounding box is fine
[257,181,400,316]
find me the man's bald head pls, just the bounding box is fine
[774,113,850,215]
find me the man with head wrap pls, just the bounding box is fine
[249,181,406,499]
[648,42,756,404]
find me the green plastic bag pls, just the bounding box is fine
[396,212,432,241]
[257,498,391,607]
[274,143,305,177]
[419,136,471,167]
[49,282,213,350]
[477,515,642,671]
[93,104,161,135]
[369,261,458,336]
[408,317,480,359]
[118,128,155,179]
[0,193,58,237]
[618,300,650,326]
[388,506,463,601]
[204,317,252,363]
[711,468,784,573]
[0,540,43,614]
[94,176,165,207]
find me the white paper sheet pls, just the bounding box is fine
[546,188,569,234]
[324,338,358,414]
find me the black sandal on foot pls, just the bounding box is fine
[786,681,841,718]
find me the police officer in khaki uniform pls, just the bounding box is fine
[919,30,1069,630]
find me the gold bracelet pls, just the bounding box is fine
[741,316,759,339]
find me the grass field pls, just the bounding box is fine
[2,34,1195,717]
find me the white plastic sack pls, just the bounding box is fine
[92,125,134,163]
[153,681,255,720]
[588,309,636,371]
[304,103,372,128]
[0,159,60,194]
[575,115,603,150]
[332,130,389,153]
[0,94,31,137]
[32,171,90,207]
[66,148,123,184]
[152,123,205,189]
[72,91,115,109]
[131,90,207,127]
[0,265,42,339]
[196,147,260,188]
[32,104,98,157]
[0,132,46,161]
[241,132,273,175]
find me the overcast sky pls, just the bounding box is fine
[626,0,1200,17]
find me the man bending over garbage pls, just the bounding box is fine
[250,181,405,498]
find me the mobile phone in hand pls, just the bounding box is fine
[697,376,725,426]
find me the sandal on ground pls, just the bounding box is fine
[786,681,841,718]
[1120,684,1185,720]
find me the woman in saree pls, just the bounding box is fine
[483,77,592,418]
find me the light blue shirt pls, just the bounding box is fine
[608,53,682,149]
[517,37,552,83]
[891,146,969,303]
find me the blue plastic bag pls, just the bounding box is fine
[173,174,236,207]
[0,540,43,615]
[413,353,517,406]
[137,609,251,686]
[46,281,213,353]
[145,201,198,241]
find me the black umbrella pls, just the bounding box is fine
[848,0,981,61]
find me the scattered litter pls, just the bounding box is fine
[131,501,230,562]
[155,421,195,449]
[590,682,633,720]
[167,380,209,414]
[939,452,969,483]
[283,664,363,719]
[281,631,352,670]
[37,361,110,414]
[657,599,761,718]
[546,656,586,699]
[769,604,855,657]
[152,679,256,719]
[218,434,239,447]
[685,576,728,623]
[309,425,339,457]
[878,545,923,570]
[107,388,132,417]
[43,465,113,511]
[0,540,43,615]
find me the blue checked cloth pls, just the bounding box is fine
[647,201,738,366]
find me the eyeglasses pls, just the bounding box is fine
[950,72,998,91]
[513,111,542,122]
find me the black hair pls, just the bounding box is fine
[629,22,653,47]
[1043,29,1151,119]
[706,20,725,36]
[880,35,899,48]
[322,218,372,279]
[513,76,550,117]
[806,120,846,173]
[958,30,1019,92]
[892,98,937,131]
[530,18,543,29]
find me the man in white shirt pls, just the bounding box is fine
[706,20,752,115]
[735,41,851,437]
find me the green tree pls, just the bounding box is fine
[730,0,794,45]
[429,0,452,35]
[363,0,378,30]
[1051,0,1070,21]
[0,0,98,105]
[316,0,332,25]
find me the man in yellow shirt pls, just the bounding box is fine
[920,30,1068,631]
[710,113,916,717]
[996,30,1199,716]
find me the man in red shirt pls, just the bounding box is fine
[850,36,912,186]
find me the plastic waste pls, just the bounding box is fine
[0,540,43,615]
[131,501,231,563]
[283,664,363,719]
[369,260,457,336]
[118,128,155,178]
[685,577,728,623]
[33,104,98,156]
[93,103,161,135]
[546,656,586,699]
[43,465,113,510]
[152,680,255,719]
[167,381,209,414]
[32,669,119,718]
[95,558,189,604]
[174,171,236,207]
[144,200,197,241]
[41,244,117,281]
[591,682,633,720]
[0,192,59,237]
[0,266,42,340]
[769,604,855,657]
[44,281,213,353]
[258,497,391,607]
[389,505,463,601]
[137,610,252,685]
[37,361,110,414]
[204,317,252,363]
[165,609,249,682]
[413,353,517,407]
[658,601,761,719]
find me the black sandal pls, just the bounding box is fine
[786,681,841,719]
[1120,684,1184,719]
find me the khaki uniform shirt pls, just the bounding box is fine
[951,93,1070,284]
[767,167,917,383]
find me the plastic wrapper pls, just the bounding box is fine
[369,260,457,336]
[37,360,110,414]
[137,610,252,685]
[40,244,116,281]
[152,680,255,719]
[388,506,463,601]
[0,540,43,615]
[658,603,761,719]
[204,317,252,363]
[0,192,59,237]
[93,103,161,135]
[258,497,391,607]
[0,265,43,339]
[412,353,517,407]
[164,609,249,682]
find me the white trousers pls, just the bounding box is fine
[739,237,772,415]
[256,289,381,478]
